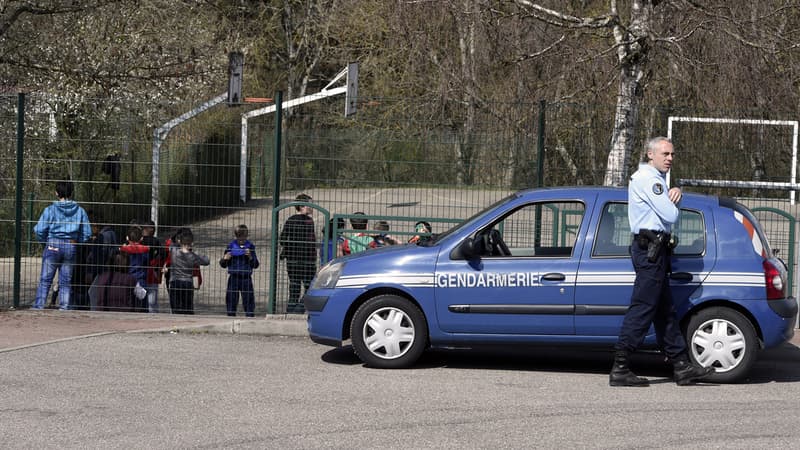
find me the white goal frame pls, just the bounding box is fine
[239,63,357,202]
[668,116,799,203]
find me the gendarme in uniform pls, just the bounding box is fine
[628,164,678,235]
[610,137,714,387]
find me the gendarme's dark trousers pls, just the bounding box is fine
[226,275,255,317]
[615,240,686,359]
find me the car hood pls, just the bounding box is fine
[337,243,439,276]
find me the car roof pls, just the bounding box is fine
[515,186,721,207]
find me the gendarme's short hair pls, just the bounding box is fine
[641,136,672,162]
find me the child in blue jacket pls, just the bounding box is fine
[32,180,92,310]
[219,224,260,317]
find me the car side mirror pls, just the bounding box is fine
[454,237,482,260]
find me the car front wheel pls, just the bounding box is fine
[685,307,759,383]
[350,295,428,368]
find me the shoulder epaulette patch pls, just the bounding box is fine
[652,183,664,195]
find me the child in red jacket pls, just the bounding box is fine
[119,224,149,312]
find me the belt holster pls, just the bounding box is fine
[637,230,664,263]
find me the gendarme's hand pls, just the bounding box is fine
[668,187,682,204]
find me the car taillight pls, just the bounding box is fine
[763,260,786,300]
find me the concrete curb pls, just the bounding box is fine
[128,314,309,337]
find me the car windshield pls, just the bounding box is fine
[425,193,518,245]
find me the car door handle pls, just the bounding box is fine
[670,272,693,281]
[541,273,566,281]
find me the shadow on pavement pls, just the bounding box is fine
[744,342,800,384]
[320,342,800,384]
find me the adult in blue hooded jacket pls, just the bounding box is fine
[32,180,92,310]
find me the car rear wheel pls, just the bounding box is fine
[685,307,758,383]
[350,295,428,368]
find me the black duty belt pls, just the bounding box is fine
[633,229,670,241]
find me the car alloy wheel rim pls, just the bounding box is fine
[362,306,415,360]
[690,318,746,373]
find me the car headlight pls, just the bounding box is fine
[311,261,344,290]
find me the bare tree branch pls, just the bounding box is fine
[512,0,616,29]
[720,28,777,53]
[512,34,565,63]
[651,20,709,45]
[0,1,124,38]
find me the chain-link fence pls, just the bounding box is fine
[2,92,799,314]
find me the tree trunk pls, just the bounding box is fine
[455,0,478,186]
[603,0,651,187]
[603,63,644,186]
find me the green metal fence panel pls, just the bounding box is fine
[3,93,800,317]
[752,207,796,295]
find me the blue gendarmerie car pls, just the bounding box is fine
[304,187,797,382]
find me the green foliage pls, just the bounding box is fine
[160,126,243,227]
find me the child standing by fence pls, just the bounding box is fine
[119,224,150,312]
[220,224,260,317]
[141,220,164,313]
[32,180,92,310]
[165,229,209,314]
[279,193,317,314]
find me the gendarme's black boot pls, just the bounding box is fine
[673,359,715,386]
[609,351,649,387]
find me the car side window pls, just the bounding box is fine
[493,201,585,258]
[592,203,705,257]
[673,209,705,256]
[593,203,630,257]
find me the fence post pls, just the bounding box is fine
[537,99,546,188]
[27,192,33,255]
[14,93,25,309]
[534,100,546,248]
[268,91,283,314]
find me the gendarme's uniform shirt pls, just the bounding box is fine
[628,163,679,233]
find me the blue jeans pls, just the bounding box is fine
[33,239,77,310]
[145,284,159,313]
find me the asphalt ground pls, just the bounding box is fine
[3,325,800,448]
